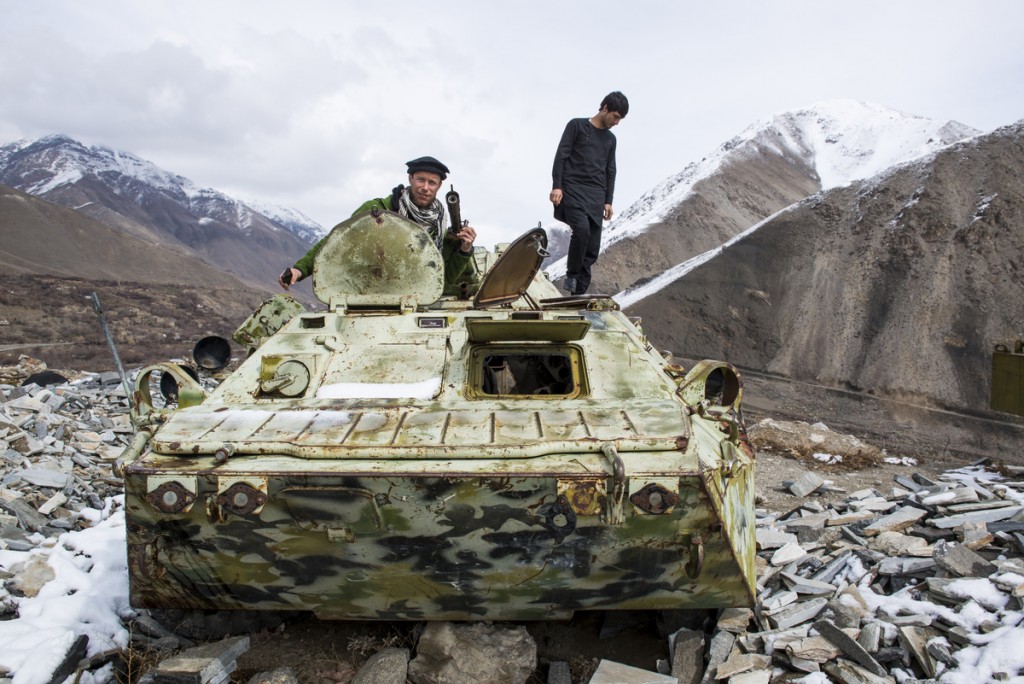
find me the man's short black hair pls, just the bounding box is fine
[601,91,629,117]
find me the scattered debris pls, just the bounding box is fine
[2,360,1023,683]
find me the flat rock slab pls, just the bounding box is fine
[789,471,826,497]
[813,620,887,676]
[588,660,678,683]
[933,539,996,577]
[766,597,828,630]
[670,629,704,684]
[143,635,250,683]
[862,506,927,537]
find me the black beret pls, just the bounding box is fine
[405,156,450,180]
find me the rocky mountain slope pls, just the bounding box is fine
[0,135,324,291]
[548,101,978,295]
[0,185,272,370]
[623,120,1024,418]
[0,183,253,287]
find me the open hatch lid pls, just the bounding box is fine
[313,210,444,308]
[473,227,548,309]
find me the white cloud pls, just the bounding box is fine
[2,1,1023,246]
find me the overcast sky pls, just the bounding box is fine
[3,1,1023,246]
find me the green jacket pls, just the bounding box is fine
[293,189,479,295]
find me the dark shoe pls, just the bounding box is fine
[562,277,576,294]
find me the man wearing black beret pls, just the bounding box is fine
[280,156,478,294]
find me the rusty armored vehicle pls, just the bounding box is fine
[118,208,756,621]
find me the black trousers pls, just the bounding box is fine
[564,207,602,295]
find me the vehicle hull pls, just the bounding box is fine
[124,447,755,620]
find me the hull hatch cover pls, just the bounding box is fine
[473,228,548,309]
[312,210,444,307]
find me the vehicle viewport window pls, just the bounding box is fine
[481,353,575,396]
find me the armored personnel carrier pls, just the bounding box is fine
[119,209,756,621]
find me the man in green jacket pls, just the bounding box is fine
[278,156,479,294]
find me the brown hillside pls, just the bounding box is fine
[0,183,262,288]
[0,274,273,371]
[0,185,317,371]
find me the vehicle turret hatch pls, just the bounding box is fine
[473,228,548,309]
[313,210,444,308]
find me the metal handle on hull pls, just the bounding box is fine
[601,443,626,525]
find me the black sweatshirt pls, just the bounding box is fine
[551,117,617,223]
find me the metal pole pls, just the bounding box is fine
[89,292,133,400]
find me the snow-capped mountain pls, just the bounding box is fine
[0,134,325,289]
[550,100,979,294]
[623,117,1024,416]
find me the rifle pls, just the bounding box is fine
[445,186,464,235]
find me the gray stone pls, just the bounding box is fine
[779,513,831,531]
[787,654,821,673]
[352,648,409,684]
[897,626,940,679]
[669,628,703,684]
[756,527,798,550]
[857,622,882,653]
[408,622,536,684]
[547,661,572,684]
[877,557,936,575]
[714,653,771,679]
[48,634,90,684]
[766,597,828,630]
[811,550,854,584]
[728,671,771,684]
[780,572,837,596]
[38,491,67,515]
[789,471,826,497]
[822,658,896,684]
[870,531,931,557]
[849,497,898,513]
[813,620,888,676]
[245,668,299,684]
[697,629,735,684]
[19,466,70,488]
[827,510,877,526]
[588,660,678,683]
[933,539,996,577]
[770,543,807,566]
[862,506,927,537]
[98,372,121,386]
[0,523,36,551]
[1,497,49,532]
[715,607,752,633]
[145,635,249,683]
[762,589,798,613]
[6,555,55,597]
[784,635,841,664]
[930,507,1024,529]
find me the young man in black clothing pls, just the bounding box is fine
[550,91,628,295]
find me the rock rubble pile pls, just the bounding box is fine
[667,459,1024,684]
[1,356,1023,683]
[1,358,130,555]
